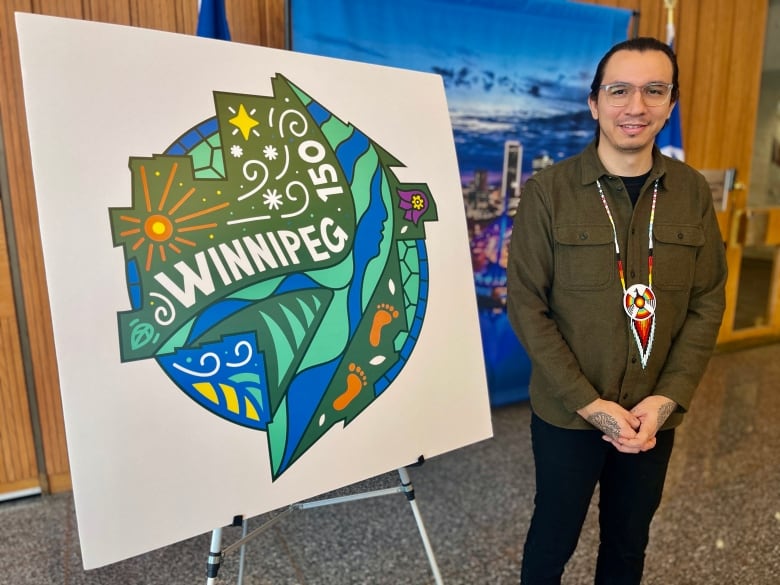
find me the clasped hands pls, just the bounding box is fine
[577,395,676,454]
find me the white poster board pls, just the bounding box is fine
[15,13,492,569]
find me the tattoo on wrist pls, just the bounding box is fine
[586,412,621,439]
[657,401,676,427]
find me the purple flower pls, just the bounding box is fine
[397,189,428,224]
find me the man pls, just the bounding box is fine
[506,37,727,584]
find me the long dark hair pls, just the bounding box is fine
[589,37,680,104]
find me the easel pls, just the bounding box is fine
[205,459,444,585]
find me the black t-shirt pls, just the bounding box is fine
[621,171,652,207]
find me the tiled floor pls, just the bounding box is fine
[2,342,779,584]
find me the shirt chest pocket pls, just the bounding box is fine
[653,224,704,290]
[553,225,614,290]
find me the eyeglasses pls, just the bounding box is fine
[599,83,674,107]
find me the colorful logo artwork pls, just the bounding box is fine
[109,75,438,479]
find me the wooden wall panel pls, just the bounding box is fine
[685,2,733,168]
[129,0,180,32]
[83,0,132,24]
[261,0,287,49]
[635,0,666,38]
[0,0,68,493]
[226,0,286,48]
[226,1,262,45]
[0,200,39,493]
[30,0,82,18]
[722,3,767,178]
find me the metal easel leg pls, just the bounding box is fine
[206,527,223,585]
[397,467,444,585]
[236,518,248,585]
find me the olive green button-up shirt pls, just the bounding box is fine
[506,141,727,430]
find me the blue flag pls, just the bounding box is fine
[656,23,684,160]
[657,85,684,160]
[197,0,231,41]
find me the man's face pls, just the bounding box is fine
[588,49,675,159]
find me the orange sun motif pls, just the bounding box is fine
[116,161,229,271]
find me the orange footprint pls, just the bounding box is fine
[369,303,399,347]
[332,363,367,411]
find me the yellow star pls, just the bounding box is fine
[229,104,259,141]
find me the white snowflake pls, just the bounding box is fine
[230,144,244,158]
[263,144,278,160]
[262,188,283,210]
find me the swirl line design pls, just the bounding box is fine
[280,181,310,219]
[237,159,269,201]
[172,352,220,377]
[278,108,308,138]
[149,292,177,325]
[225,340,253,368]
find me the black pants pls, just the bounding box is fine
[520,414,675,585]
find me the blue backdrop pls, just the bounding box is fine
[290,0,632,406]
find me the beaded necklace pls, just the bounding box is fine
[595,178,659,368]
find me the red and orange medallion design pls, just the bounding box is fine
[624,283,656,367]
